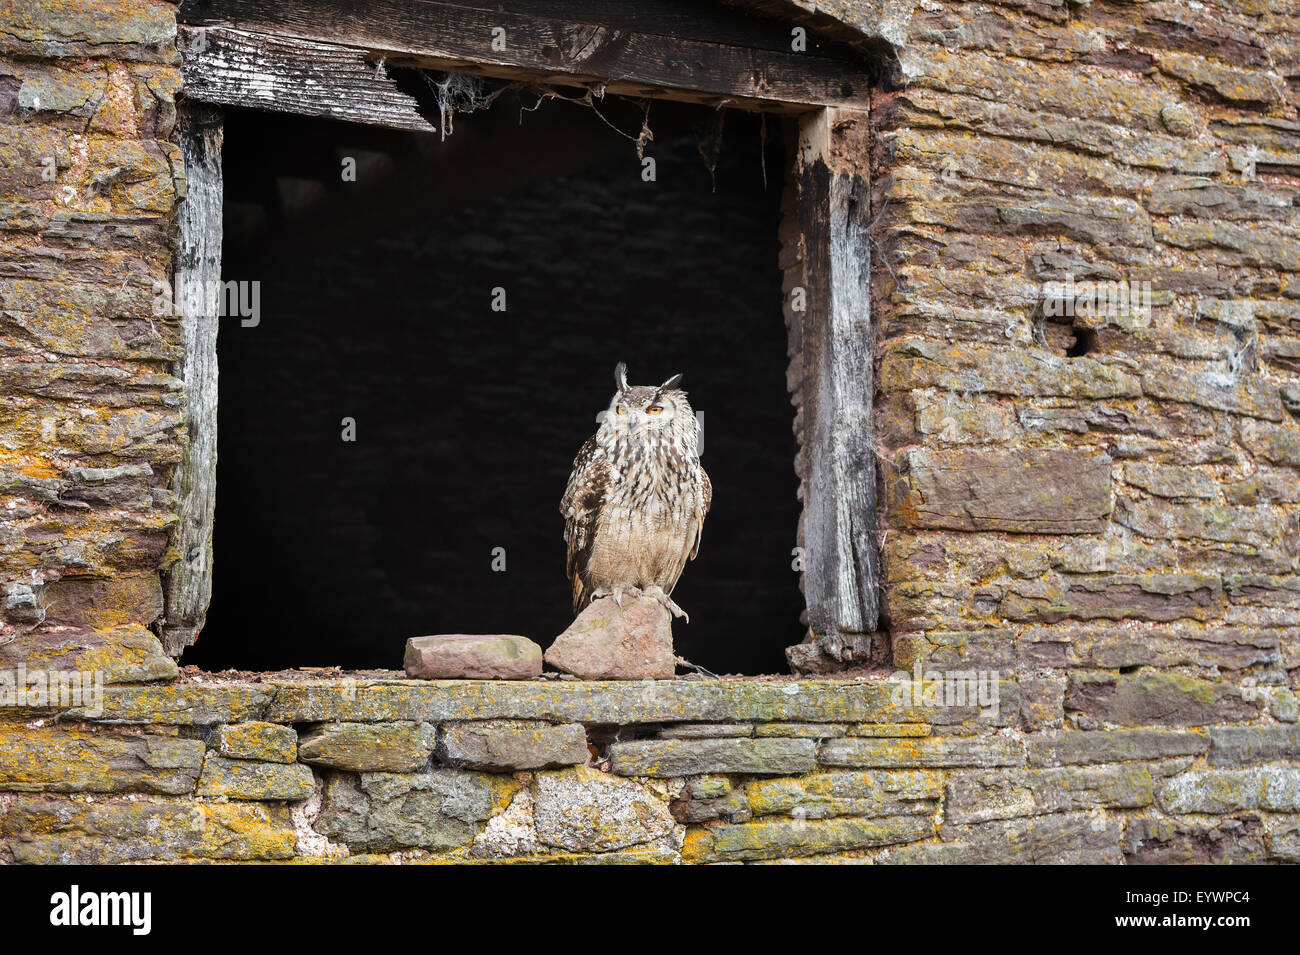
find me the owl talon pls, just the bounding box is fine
[645,585,689,622]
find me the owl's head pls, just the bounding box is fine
[598,361,694,440]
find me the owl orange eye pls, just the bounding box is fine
[646,406,663,415]
[616,406,626,415]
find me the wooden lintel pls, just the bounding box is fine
[179,0,874,113]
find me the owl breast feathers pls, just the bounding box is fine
[561,363,711,617]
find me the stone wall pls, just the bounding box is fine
[3,676,1296,863]
[867,0,1300,861]
[0,0,1298,863]
[0,0,182,682]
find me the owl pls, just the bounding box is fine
[561,362,712,621]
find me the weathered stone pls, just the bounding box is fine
[1155,51,1284,107]
[845,723,932,737]
[746,722,844,738]
[1124,815,1267,865]
[438,720,589,771]
[892,448,1112,534]
[0,624,177,683]
[1158,767,1300,813]
[879,340,1141,400]
[945,764,1153,825]
[1208,724,1300,767]
[403,634,542,680]
[297,721,436,772]
[745,770,941,820]
[211,721,298,763]
[196,755,315,800]
[883,811,1122,865]
[60,683,276,724]
[0,0,179,62]
[1123,463,1218,499]
[1269,822,1300,863]
[0,796,297,864]
[1065,671,1262,726]
[893,629,1016,671]
[1002,573,1223,624]
[1225,574,1300,610]
[608,738,816,777]
[1242,421,1300,467]
[913,391,1017,444]
[1271,688,1299,723]
[671,788,752,824]
[533,765,677,852]
[42,572,163,628]
[818,735,1024,769]
[1020,674,1066,731]
[544,595,674,680]
[55,677,994,728]
[315,769,520,853]
[658,722,755,738]
[1020,623,1281,671]
[1155,219,1300,273]
[0,725,203,794]
[470,786,537,858]
[1027,729,1208,767]
[684,815,933,862]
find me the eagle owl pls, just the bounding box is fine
[561,362,712,621]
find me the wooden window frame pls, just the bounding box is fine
[164,1,881,667]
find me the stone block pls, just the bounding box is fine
[297,721,436,772]
[404,634,543,680]
[608,738,816,777]
[438,720,589,771]
[817,735,1024,768]
[745,770,941,820]
[1158,767,1300,813]
[0,725,203,794]
[195,755,315,801]
[0,796,296,864]
[684,815,933,863]
[533,766,677,852]
[892,448,1112,534]
[211,721,298,763]
[1027,729,1208,767]
[315,770,519,853]
[1065,671,1262,726]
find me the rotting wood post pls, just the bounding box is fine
[162,101,223,658]
[792,106,880,665]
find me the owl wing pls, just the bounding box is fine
[560,435,608,611]
[689,465,712,561]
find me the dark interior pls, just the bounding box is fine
[187,89,803,675]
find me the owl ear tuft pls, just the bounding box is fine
[614,362,629,392]
[658,373,683,391]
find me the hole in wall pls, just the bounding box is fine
[1065,327,1097,358]
[185,95,804,676]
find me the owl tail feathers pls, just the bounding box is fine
[570,573,590,617]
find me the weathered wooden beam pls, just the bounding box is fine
[795,106,879,659]
[162,103,223,658]
[178,0,873,112]
[180,27,436,132]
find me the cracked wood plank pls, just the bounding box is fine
[179,26,437,132]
